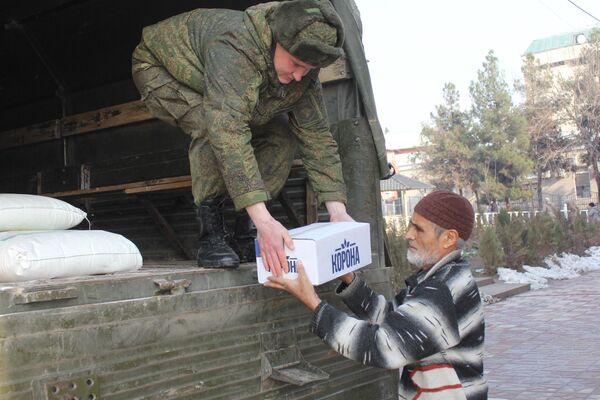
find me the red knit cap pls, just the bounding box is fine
[413,190,474,240]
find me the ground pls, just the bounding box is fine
[485,269,600,399]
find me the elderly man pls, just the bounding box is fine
[266,190,488,399]
[131,0,351,272]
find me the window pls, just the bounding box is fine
[575,171,591,198]
[382,198,403,216]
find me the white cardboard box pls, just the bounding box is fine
[256,222,371,285]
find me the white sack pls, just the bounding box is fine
[0,230,143,282]
[0,194,87,231]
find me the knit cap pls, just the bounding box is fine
[414,190,475,240]
[268,0,345,68]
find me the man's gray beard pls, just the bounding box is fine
[406,247,440,269]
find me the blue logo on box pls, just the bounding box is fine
[331,239,360,274]
[287,256,298,273]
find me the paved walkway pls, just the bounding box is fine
[485,270,600,399]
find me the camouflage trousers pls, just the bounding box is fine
[132,48,296,209]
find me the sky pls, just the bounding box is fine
[352,0,600,150]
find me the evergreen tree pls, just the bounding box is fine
[478,226,504,275]
[469,50,532,208]
[418,83,479,196]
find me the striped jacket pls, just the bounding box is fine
[311,250,488,399]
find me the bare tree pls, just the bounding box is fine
[520,54,573,209]
[558,29,600,203]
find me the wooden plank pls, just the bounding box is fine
[124,180,191,194]
[61,100,153,137]
[0,101,153,151]
[44,183,138,198]
[0,120,60,150]
[44,160,305,198]
[44,175,191,198]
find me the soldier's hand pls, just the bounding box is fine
[255,218,294,277]
[326,201,354,222]
[246,202,294,277]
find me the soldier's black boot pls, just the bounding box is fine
[231,211,257,263]
[196,197,240,268]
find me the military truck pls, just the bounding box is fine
[0,1,396,398]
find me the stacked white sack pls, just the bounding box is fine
[0,230,143,282]
[0,193,87,230]
[0,194,143,282]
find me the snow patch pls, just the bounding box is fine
[497,246,600,290]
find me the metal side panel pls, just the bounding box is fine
[0,266,397,399]
[0,264,257,314]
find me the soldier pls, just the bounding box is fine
[131,1,352,273]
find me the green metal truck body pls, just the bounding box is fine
[0,1,396,398]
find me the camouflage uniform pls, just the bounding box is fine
[132,3,346,211]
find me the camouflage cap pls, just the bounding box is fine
[268,0,345,68]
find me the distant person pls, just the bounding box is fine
[566,200,579,221]
[266,190,488,399]
[543,197,557,216]
[588,202,600,223]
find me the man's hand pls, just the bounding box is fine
[339,272,355,285]
[246,202,294,278]
[325,201,354,222]
[264,261,321,311]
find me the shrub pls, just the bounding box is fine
[385,221,412,288]
[524,213,565,265]
[478,226,505,275]
[570,214,600,255]
[546,213,571,255]
[475,208,600,275]
[495,216,529,269]
[589,220,600,246]
[497,209,511,226]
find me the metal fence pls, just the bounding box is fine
[383,193,598,228]
[475,208,594,226]
[507,192,599,213]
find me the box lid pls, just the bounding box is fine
[288,222,367,241]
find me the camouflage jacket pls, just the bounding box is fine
[133,3,346,210]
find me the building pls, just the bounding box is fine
[524,27,600,209]
[380,172,434,217]
[381,148,434,228]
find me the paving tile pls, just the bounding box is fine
[484,270,600,398]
